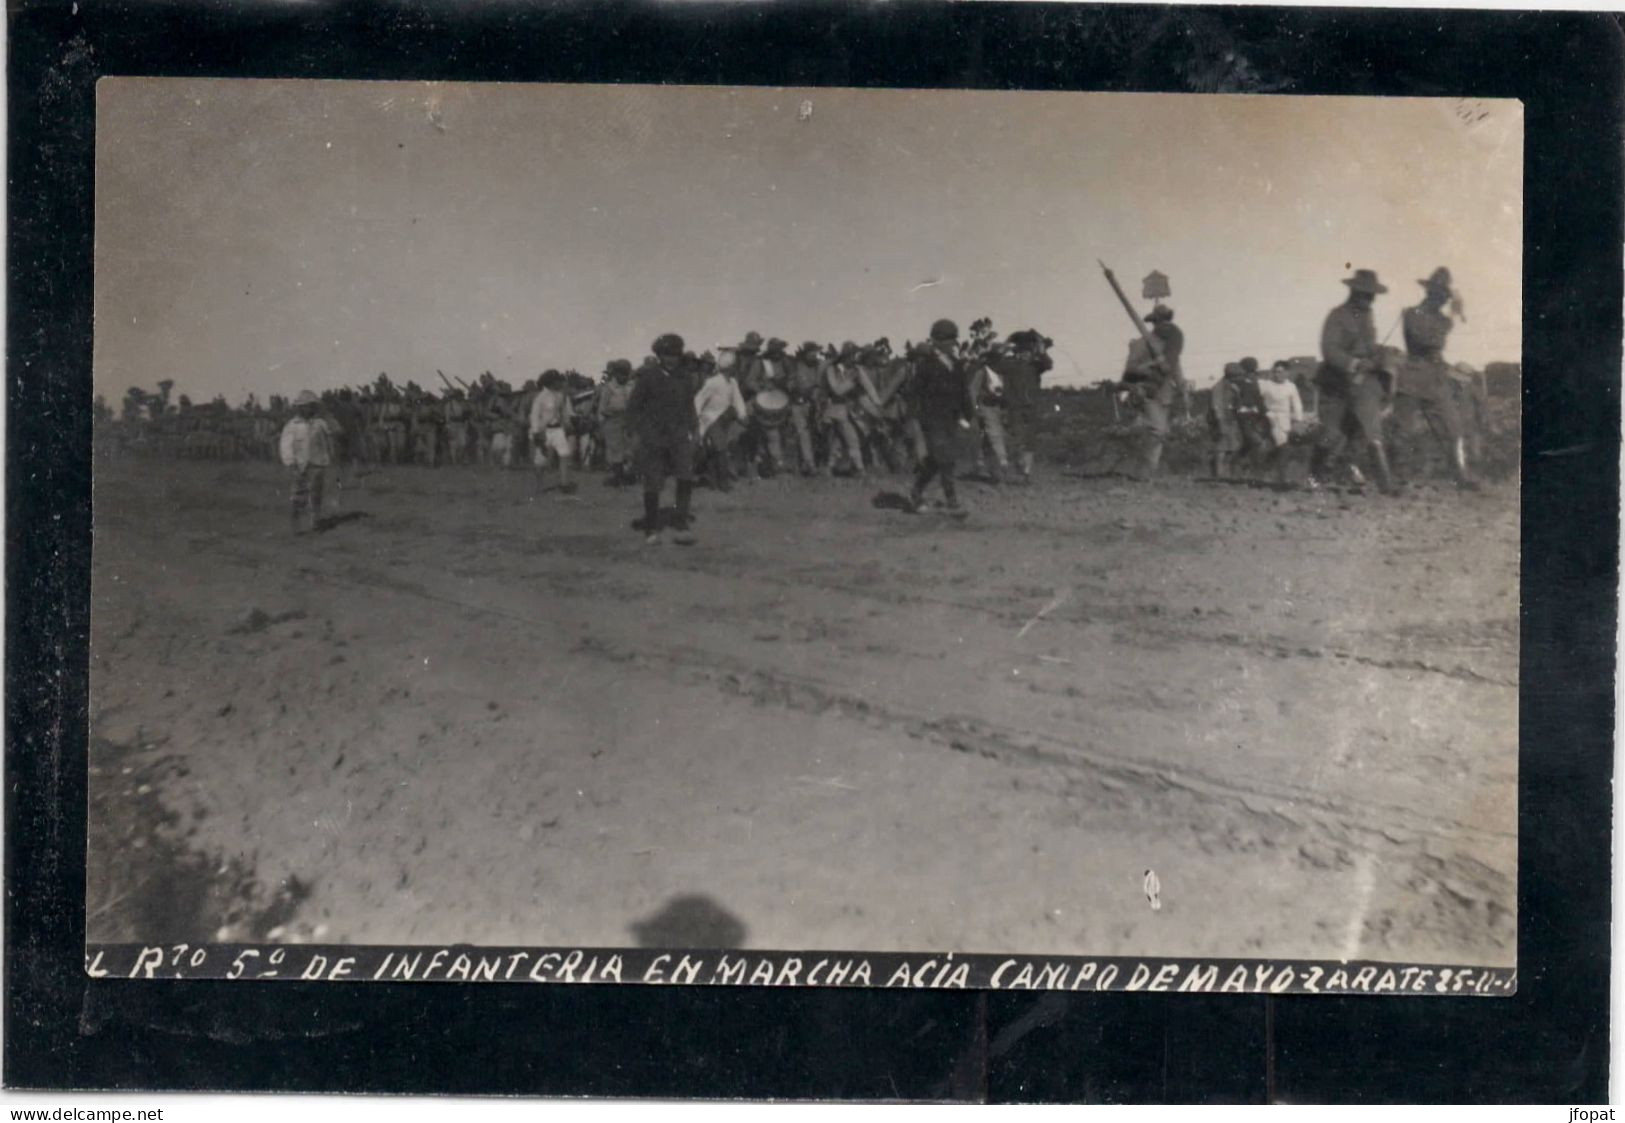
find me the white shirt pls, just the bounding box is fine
[1256,378,1305,444]
[279,415,337,468]
[694,373,747,438]
[528,387,573,432]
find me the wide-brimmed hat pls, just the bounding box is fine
[765,337,787,353]
[1419,266,1453,292]
[605,358,633,376]
[294,389,319,406]
[1342,269,1388,295]
[739,331,763,352]
[1144,305,1174,323]
[929,318,959,341]
[652,333,685,357]
[796,340,821,357]
[839,340,861,360]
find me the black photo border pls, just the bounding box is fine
[7,0,1618,1102]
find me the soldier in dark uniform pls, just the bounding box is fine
[1398,266,1477,487]
[905,318,976,516]
[627,333,699,545]
[990,329,1052,483]
[330,389,364,471]
[1309,269,1396,494]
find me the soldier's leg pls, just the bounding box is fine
[704,427,732,490]
[838,418,865,472]
[906,419,928,467]
[308,467,326,528]
[910,455,938,508]
[790,405,816,474]
[1007,407,1034,480]
[557,431,574,490]
[763,426,784,475]
[1420,394,1474,486]
[981,407,1009,474]
[1351,382,1396,494]
[1141,398,1169,475]
[639,444,668,538]
[289,466,311,534]
[672,436,696,530]
[939,451,961,507]
[1310,393,1350,483]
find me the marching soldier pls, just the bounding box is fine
[442,387,472,467]
[1121,305,1184,478]
[785,341,825,475]
[988,330,1052,483]
[819,342,880,478]
[627,333,700,545]
[1310,268,1396,494]
[278,390,339,534]
[595,359,636,485]
[1399,266,1478,488]
[744,337,794,477]
[904,319,976,516]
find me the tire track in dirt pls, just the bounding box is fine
[286,558,1510,848]
[452,524,1516,690]
[273,556,1513,962]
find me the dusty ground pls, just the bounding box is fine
[88,455,1517,966]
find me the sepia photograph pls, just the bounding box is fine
[87,77,1520,986]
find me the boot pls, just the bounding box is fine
[1369,442,1399,496]
[1142,439,1164,478]
[642,489,662,543]
[674,481,694,533]
[1452,438,1480,490]
[1307,445,1330,487]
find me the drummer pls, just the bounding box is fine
[744,333,796,474]
[747,337,795,477]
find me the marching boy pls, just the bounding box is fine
[278,389,339,534]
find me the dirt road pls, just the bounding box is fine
[89,458,1516,966]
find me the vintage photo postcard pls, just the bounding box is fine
[87,78,1519,994]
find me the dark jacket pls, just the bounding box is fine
[1402,304,1452,361]
[990,351,1051,412]
[909,345,976,435]
[627,359,698,446]
[1318,301,1378,394]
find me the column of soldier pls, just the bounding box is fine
[302,319,1057,494]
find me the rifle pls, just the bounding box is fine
[1099,260,1171,382]
[437,369,457,392]
[1100,259,1187,415]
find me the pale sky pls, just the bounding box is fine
[95,79,1522,399]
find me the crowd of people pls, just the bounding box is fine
[268,319,1057,538]
[106,263,1496,539]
